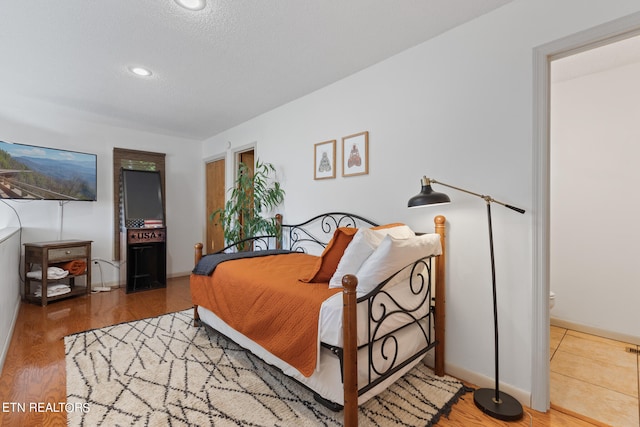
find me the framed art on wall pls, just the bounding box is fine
[314,140,336,180]
[342,131,368,177]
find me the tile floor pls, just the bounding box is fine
[550,326,639,427]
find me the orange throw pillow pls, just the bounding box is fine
[301,227,358,283]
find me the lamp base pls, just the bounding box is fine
[474,388,523,421]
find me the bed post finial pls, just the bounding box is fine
[342,274,358,426]
[194,243,203,265]
[434,215,446,376]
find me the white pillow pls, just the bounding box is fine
[328,225,416,288]
[354,233,442,296]
[376,224,416,239]
[328,228,381,288]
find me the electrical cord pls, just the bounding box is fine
[91,258,120,292]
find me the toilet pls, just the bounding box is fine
[549,291,556,310]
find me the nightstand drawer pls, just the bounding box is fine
[48,246,88,262]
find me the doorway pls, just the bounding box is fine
[532,11,640,414]
[205,148,256,254]
[205,158,225,254]
[237,149,255,242]
[548,34,640,425]
[550,35,640,343]
[239,150,255,179]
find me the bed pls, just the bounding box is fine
[190,212,447,425]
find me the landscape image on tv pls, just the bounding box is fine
[0,140,97,201]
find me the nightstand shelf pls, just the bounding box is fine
[23,240,92,306]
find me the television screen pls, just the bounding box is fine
[121,169,164,226]
[0,140,97,201]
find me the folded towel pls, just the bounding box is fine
[26,267,69,280]
[57,259,87,276]
[35,283,70,293]
[34,284,71,297]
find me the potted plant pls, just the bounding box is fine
[210,159,285,250]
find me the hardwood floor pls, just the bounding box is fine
[0,276,600,426]
[0,276,193,426]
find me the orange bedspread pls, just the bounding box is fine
[190,252,342,377]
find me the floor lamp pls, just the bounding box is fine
[408,176,525,421]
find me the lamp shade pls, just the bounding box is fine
[408,177,451,208]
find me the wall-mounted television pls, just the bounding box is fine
[121,169,164,227]
[0,140,97,201]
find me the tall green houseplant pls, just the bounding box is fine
[210,160,285,250]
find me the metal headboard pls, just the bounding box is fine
[281,212,379,253]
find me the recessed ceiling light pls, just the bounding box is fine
[174,0,206,11]
[129,66,153,77]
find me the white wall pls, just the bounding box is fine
[0,228,20,374]
[0,105,203,286]
[551,61,640,342]
[202,0,640,406]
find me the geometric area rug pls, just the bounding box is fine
[65,309,469,426]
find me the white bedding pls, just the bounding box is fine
[197,305,430,406]
[318,262,432,347]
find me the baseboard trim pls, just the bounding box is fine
[550,403,611,427]
[168,272,191,279]
[444,361,531,409]
[113,273,191,289]
[551,317,640,346]
[0,295,21,375]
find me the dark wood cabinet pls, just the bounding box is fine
[120,227,166,293]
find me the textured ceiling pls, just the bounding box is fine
[0,0,512,141]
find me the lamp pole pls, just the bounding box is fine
[472,197,524,421]
[410,178,525,421]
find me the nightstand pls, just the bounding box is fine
[23,240,92,306]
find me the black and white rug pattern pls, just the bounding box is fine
[65,310,468,426]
